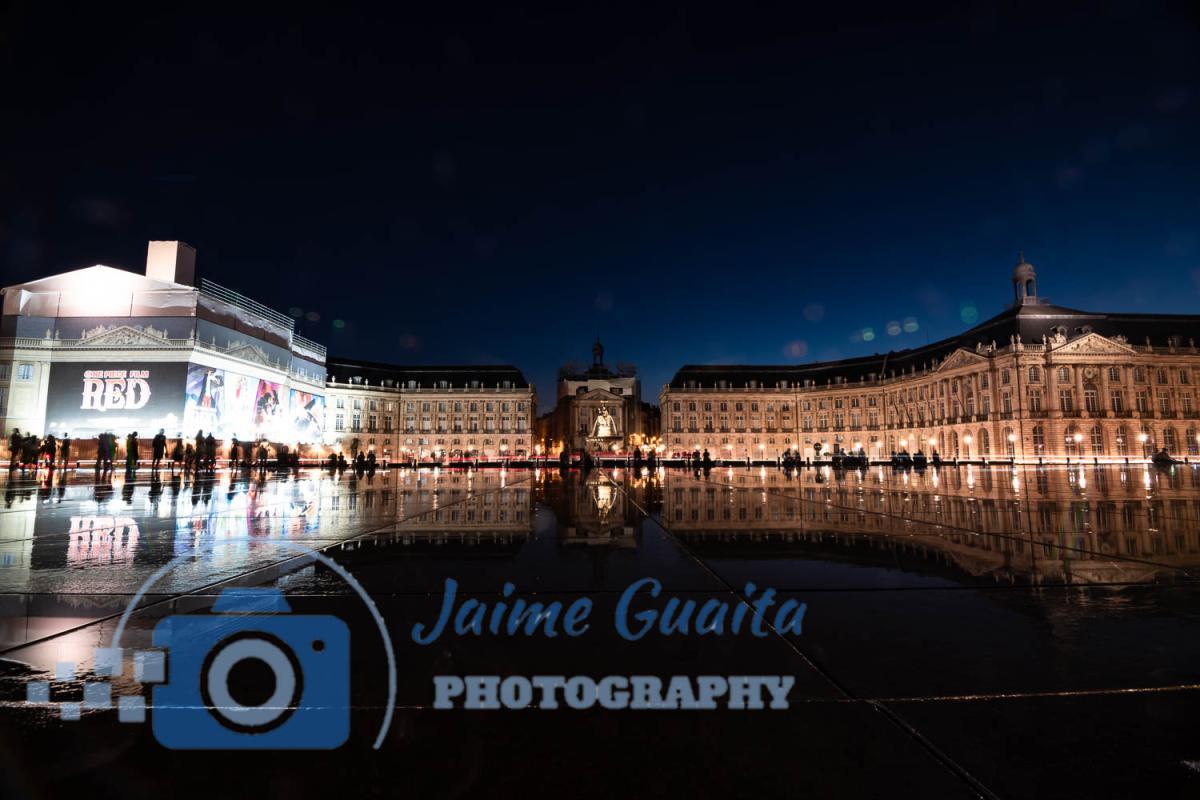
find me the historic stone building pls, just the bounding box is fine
[323,357,536,461]
[0,241,328,457]
[537,339,646,454]
[661,258,1200,463]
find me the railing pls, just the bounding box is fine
[199,278,295,331]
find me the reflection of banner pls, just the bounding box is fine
[181,363,322,442]
[289,389,325,440]
[45,362,189,437]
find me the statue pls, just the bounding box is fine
[591,406,618,438]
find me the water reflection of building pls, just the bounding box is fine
[662,258,1200,463]
[661,466,1200,585]
[326,469,533,548]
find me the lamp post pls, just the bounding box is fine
[1138,432,1149,459]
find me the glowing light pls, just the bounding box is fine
[1007,433,1016,443]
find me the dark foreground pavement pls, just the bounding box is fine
[0,464,1198,798]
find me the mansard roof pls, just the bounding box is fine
[669,303,1200,389]
[326,356,530,389]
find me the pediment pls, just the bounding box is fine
[1048,332,1136,357]
[936,348,989,372]
[226,342,274,366]
[576,388,625,402]
[77,324,173,348]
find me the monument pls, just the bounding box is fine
[586,405,622,452]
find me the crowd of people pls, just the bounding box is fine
[5,427,304,476]
[7,428,71,471]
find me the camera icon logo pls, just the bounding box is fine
[151,586,349,749]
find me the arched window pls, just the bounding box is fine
[1003,427,1015,457]
[1188,428,1199,456]
[1065,425,1079,455]
[1115,426,1128,456]
[1090,425,1104,455]
[1032,425,1045,452]
[1164,427,1177,453]
[978,428,990,456]
[950,431,959,457]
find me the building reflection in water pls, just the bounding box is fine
[655,464,1200,585]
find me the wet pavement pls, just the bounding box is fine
[0,463,1199,798]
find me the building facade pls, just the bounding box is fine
[538,339,646,454]
[324,358,536,460]
[0,241,328,456]
[661,259,1200,463]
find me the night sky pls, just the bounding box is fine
[3,2,1199,411]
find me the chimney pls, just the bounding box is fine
[145,240,197,286]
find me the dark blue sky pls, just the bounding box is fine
[2,2,1199,411]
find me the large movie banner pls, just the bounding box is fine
[44,362,189,437]
[182,363,324,442]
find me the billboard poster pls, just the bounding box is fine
[289,389,325,441]
[44,362,189,437]
[180,363,323,443]
[253,380,287,439]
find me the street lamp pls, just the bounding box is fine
[1138,432,1149,459]
[1072,431,1083,457]
[963,434,973,460]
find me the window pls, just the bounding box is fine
[1090,425,1104,454]
[1157,369,1169,385]
[1134,367,1146,383]
[1028,389,1042,412]
[1058,367,1070,382]
[1032,425,1045,451]
[1158,391,1172,414]
[1115,426,1128,456]
[353,398,362,410]
[1111,391,1124,412]
[334,414,344,431]
[1028,366,1041,383]
[1084,389,1098,413]
[1181,370,1191,385]
[352,414,362,432]
[1108,366,1121,382]
[1136,391,1150,413]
